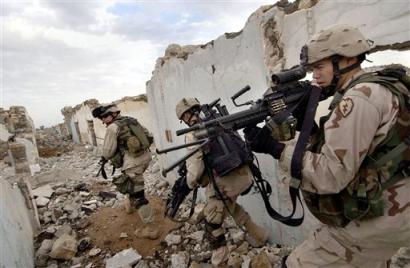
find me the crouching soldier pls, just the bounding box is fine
[175,98,269,266]
[92,104,158,239]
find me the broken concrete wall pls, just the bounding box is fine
[147,0,410,245]
[0,179,35,268]
[0,106,41,175]
[61,95,153,148]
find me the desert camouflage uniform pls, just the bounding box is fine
[185,131,268,265]
[102,117,152,194]
[279,71,410,267]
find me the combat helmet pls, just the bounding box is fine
[301,24,372,66]
[175,97,200,119]
[92,104,121,119]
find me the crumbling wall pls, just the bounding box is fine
[0,106,41,175]
[0,179,35,268]
[61,95,152,147]
[147,0,410,245]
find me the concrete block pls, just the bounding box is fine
[105,248,142,268]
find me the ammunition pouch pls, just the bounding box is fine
[303,171,385,227]
[112,173,134,194]
[126,136,143,157]
[211,151,243,177]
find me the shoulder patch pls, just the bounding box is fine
[338,97,354,118]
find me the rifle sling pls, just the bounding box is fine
[250,164,304,226]
[169,187,198,223]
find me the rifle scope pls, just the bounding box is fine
[271,65,306,84]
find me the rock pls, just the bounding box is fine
[81,205,95,214]
[36,196,50,207]
[77,237,92,251]
[241,255,251,268]
[35,253,49,267]
[79,191,90,197]
[88,247,101,256]
[134,226,159,240]
[55,225,73,238]
[187,231,204,243]
[250,251,272,268]
[49,234,77,260]
[171,252,188,268]
[105,248,142,268]
[83,200,97,205]
[189,262,213,268]
[36,229,55,242]
[33,184,54,198]
[227,251,242,268]
[120,232,128,238]
[74,182,88,191]
[165,233,182,246]
[230,229,245,244]
[75,217,90,229]
[134,260,150,268]
[36,239,54,256]
[191,251,212,263]
[99,191,117,199]
[235,241,249,255]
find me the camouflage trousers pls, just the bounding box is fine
[112,166,146,195]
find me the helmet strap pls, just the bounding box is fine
[326,55,361,96]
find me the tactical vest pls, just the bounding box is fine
[302,67,410,227]
[204,131,253,177]
[109,116,152,168]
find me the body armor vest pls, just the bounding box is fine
[109,116,152,168]
[204,131,253,177]
[302,67,410,227]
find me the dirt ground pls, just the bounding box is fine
[87,196,181,258]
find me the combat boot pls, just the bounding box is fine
[244,219,269,247]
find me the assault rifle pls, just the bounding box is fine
[175,65,325,140]
[164,162,198,221]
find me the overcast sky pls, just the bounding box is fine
[1,0,277,127]
[2,1,409,127]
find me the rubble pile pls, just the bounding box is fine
[29,147,410,268]
[35,126,74,158]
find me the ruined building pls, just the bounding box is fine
[61,95,153,148]
[0,106,40,175]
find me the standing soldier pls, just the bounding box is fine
[175,98,269,266]
[92,104,158,239]
[245,24,410,267]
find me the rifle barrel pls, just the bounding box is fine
[161,140,209,177]
[156,139,207,154]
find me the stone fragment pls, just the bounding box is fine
[49,234,77,260]
[171,252,188,268]
[250,251,272,268]
[33,184,54,198]
[99,191,117,199]
[105,248,142,268]
[227,251,242,268]
[165,233,182,246]
[120,232,128,238]
[36,196,50,207]
[36,239,54,256]
[187,231,204,242]
[88,247,101,256]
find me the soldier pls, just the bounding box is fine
[175,98,269,266]
[92,104,158,239]
[245,24,410,267]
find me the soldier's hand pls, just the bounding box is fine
[98,156,107,165]
[243,126,285,159]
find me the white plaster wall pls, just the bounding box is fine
[281,0,410,69]
[147,1,410,245]
[116,100,153,134]
[67,100,152,147]
[0,179,34,268]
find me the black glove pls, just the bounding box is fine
[98,156,107,165]
[243,126,285,159]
